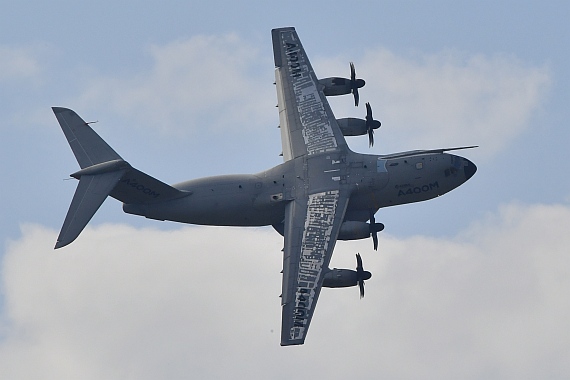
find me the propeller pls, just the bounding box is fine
[365,102,382,147]
[350,62,365,107]
[356,253,372,298]
[369,211,384,251]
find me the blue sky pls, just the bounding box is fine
[1,1,569,378]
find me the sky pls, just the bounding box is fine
[1,1,569,378]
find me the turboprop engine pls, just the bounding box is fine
[336,103,381,147]
[338,216,384,251]
[339,221,379,240]
[318,62,365,106]
[273,215,384,251]
[336,118,368,136]
[322,254,371,298]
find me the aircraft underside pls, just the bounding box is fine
[51,26,476,346]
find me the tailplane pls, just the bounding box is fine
[53,107,188,249]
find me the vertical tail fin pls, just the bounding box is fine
[52,107,122,168]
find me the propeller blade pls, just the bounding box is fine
[366,102,373,120]
[350,62,362,107]
[353,88,360,107]
[355,253,370,299]
[364,102,381,147]
[370,212,378,250]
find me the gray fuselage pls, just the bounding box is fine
[122,151,476,228]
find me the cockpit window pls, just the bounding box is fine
[445,167,458,177]
[452,156,462,169]
[444,157,462,177]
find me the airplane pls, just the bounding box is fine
[52,27,477,346]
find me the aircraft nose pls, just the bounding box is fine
[464,159,477,181]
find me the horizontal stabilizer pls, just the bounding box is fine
[55,170,126,249]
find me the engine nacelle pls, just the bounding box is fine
[318,77,352,96]
[338,221,384,241]
[322,268,358,288]
[338,221,370,240]
[323,268,372,288]
[273,220,383,241]
[336,118,367,136]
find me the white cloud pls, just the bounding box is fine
[78,34,276,135]
[69,34,550,160]
[1,202,569,379]
[318,49,550,159]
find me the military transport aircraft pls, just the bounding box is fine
[53,27,476,346]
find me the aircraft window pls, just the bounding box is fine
[377,159,387,173]
[416,163,423,170]
[445,167,458,177]
[452,156,462,169]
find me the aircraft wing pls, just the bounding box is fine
[272,27,348,161]
[272,27,351,345]
[280,190,349,346]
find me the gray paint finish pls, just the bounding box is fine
[52,27,476,346]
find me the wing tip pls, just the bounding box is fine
[52,106,72,114]
[54,240,69,250]
[271,26,295,33]
[280,339,304,347]
[271,27,297,68]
